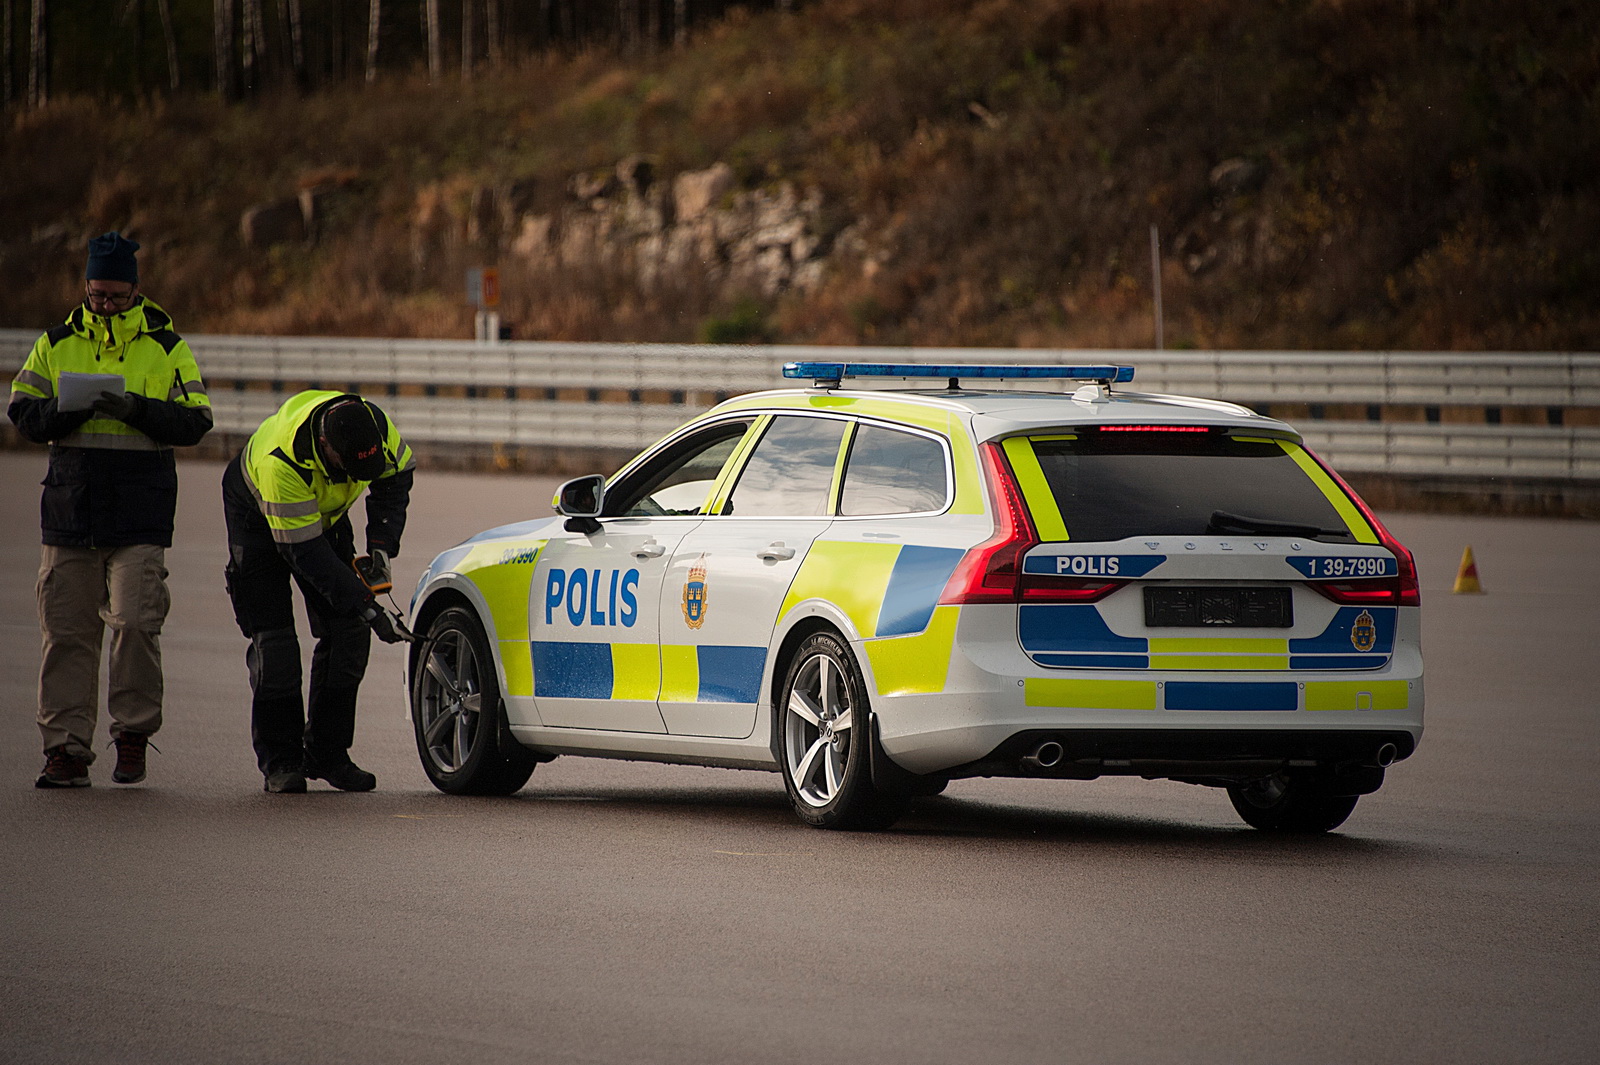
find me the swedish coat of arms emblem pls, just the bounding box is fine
[682,555,708,629]
[1350,609,1377,652]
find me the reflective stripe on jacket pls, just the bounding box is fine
[6,299,213,548]
[239,390,415,548]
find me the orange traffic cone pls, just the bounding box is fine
[1452,545,1484,594]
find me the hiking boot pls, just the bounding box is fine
[307,760,376,792]
[263,769,308,793]
[112,732,151,784]
[36,747,90,788]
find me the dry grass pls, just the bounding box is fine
[0,0,1595,350]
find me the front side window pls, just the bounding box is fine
[1030,431,1355,542]
[722,415,848,517]
[604,421,750,517]
[839,423,949,516]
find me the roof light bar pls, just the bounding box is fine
[782,362,1136,387]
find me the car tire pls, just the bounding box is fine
[412,606,537,796]
[778,631,910,831]
[1226,772,1360,833]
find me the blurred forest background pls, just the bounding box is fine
[0,0,1595,350]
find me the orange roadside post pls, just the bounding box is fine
[1453,545,1484,594]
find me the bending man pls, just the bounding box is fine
[223,391,414,793]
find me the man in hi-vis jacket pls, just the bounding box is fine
[7,232,213,788]
[222,391,414,794]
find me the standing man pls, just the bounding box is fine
[8,232,213,788]
[222,390,414,794]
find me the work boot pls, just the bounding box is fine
[263,769,308,793]
[306,759,377,792]
[36,747,90,788]
[112,732,151,784]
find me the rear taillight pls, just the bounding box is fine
[1310,578,1415,606]
[939,443,1036,604]
[1302,447,1421,607]
[939,443,1127,605]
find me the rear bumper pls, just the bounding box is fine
[941,727,1414,792]
[863,605,1424,777]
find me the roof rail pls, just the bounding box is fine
[781,362,1137,389]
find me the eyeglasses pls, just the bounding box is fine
[85,287,136,307]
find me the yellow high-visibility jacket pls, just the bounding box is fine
[7,298,212,547]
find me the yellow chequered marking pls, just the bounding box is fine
[780,540,900,637]
[1148,655,1289,671]
[659,644,699,703]
[1003,437,1069,542]
[1025,678,1159,710]
[1304,680,1411,712]
[1148,638,1289,671]
[1149,638,1289,653]
[865,606,959,696]
[499,641,534,697]
[610,643,661,701]
[458,540,545,642]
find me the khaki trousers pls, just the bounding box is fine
[36,544,169,760]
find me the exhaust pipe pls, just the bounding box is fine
[1021,740,1065,770]
[1372,742,1398,768]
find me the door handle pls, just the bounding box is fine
[631,542,666,559]
[757,542,796,562]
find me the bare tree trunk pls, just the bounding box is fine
[214,0,234,98]
[27,0,45,108]
[121,0,142,95]
[424,0,440,81]
[240,0,263,92]
[157,0,179,90]
[286,0,304,82]
[485,0,500,70]
[365,0,379,84]
[673,0,686,49]
[460,0,473,83]
[3,0,13,105]
[275,0,304,84]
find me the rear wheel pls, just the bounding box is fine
[1227,772,1359,833]
[412,607,537,796]
[779,632,909,831]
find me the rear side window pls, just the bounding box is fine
[724,415,848,517]
[839,424,949,516]
[1027,431,1354,542]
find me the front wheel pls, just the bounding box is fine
[778,632,909,831]
[412,607,537,796]
[1227,772,1359,833]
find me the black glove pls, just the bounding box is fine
[361,603,406,644]
[91,390,139,421]
[353,548,393,594]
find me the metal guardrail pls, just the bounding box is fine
[4,329,1598,483]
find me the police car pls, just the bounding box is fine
[405,363,1422,833]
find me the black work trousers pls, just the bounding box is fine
[222,472,371,777]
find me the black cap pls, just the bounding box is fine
[319,398,388,481]
[86,231,140,283]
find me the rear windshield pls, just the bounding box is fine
[1028,432,1355,543]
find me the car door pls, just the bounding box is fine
[527,419,751,732]
[656,414,849,738]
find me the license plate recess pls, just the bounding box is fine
[1143,587,1293,628]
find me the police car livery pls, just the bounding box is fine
[405,363,1422,832]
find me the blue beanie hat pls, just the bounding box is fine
[85,231,140,283]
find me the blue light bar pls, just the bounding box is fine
[781,362,1136,386]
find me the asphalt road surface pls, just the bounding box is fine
[1,450,1596,1065]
